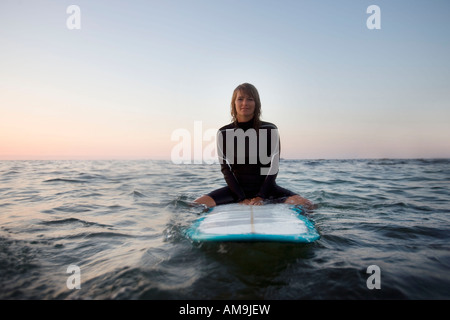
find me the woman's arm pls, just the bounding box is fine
[220,161,246,201]
[256,125,280,199]
[217,129,246,202]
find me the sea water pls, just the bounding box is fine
[0,159,449,299]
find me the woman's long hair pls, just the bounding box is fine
[230,83,261,129]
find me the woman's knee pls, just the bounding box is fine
[285,195,314,209]
[193,195,216,208]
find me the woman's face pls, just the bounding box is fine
[234,90,255,122]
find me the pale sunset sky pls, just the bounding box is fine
[1,0,449,160]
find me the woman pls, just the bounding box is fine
[194,83,313,209]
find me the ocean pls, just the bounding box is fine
[0,159,449,300]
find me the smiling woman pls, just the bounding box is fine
[194,83,313,209]
[232,83,261,126]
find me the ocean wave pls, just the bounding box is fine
[40,217,112,229]
[43,178,85,184]
[1,159,449,299]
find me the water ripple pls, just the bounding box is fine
[0,159,449,299]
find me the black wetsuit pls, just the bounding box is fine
[207,118,296,205]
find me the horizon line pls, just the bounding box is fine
[0,157,449,161]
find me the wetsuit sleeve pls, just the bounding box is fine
[217,129,246,201]
[255,127,280,199]
[256,173,277,199]
[220,163,246,201]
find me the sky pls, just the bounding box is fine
[1,0,449,160]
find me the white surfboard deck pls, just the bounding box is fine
[186,203,320,243]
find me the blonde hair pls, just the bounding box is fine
[230,83,261,129]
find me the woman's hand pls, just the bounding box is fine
[249,197,264,206]
[239,197,264,205]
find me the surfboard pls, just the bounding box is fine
[186,203,320,243]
